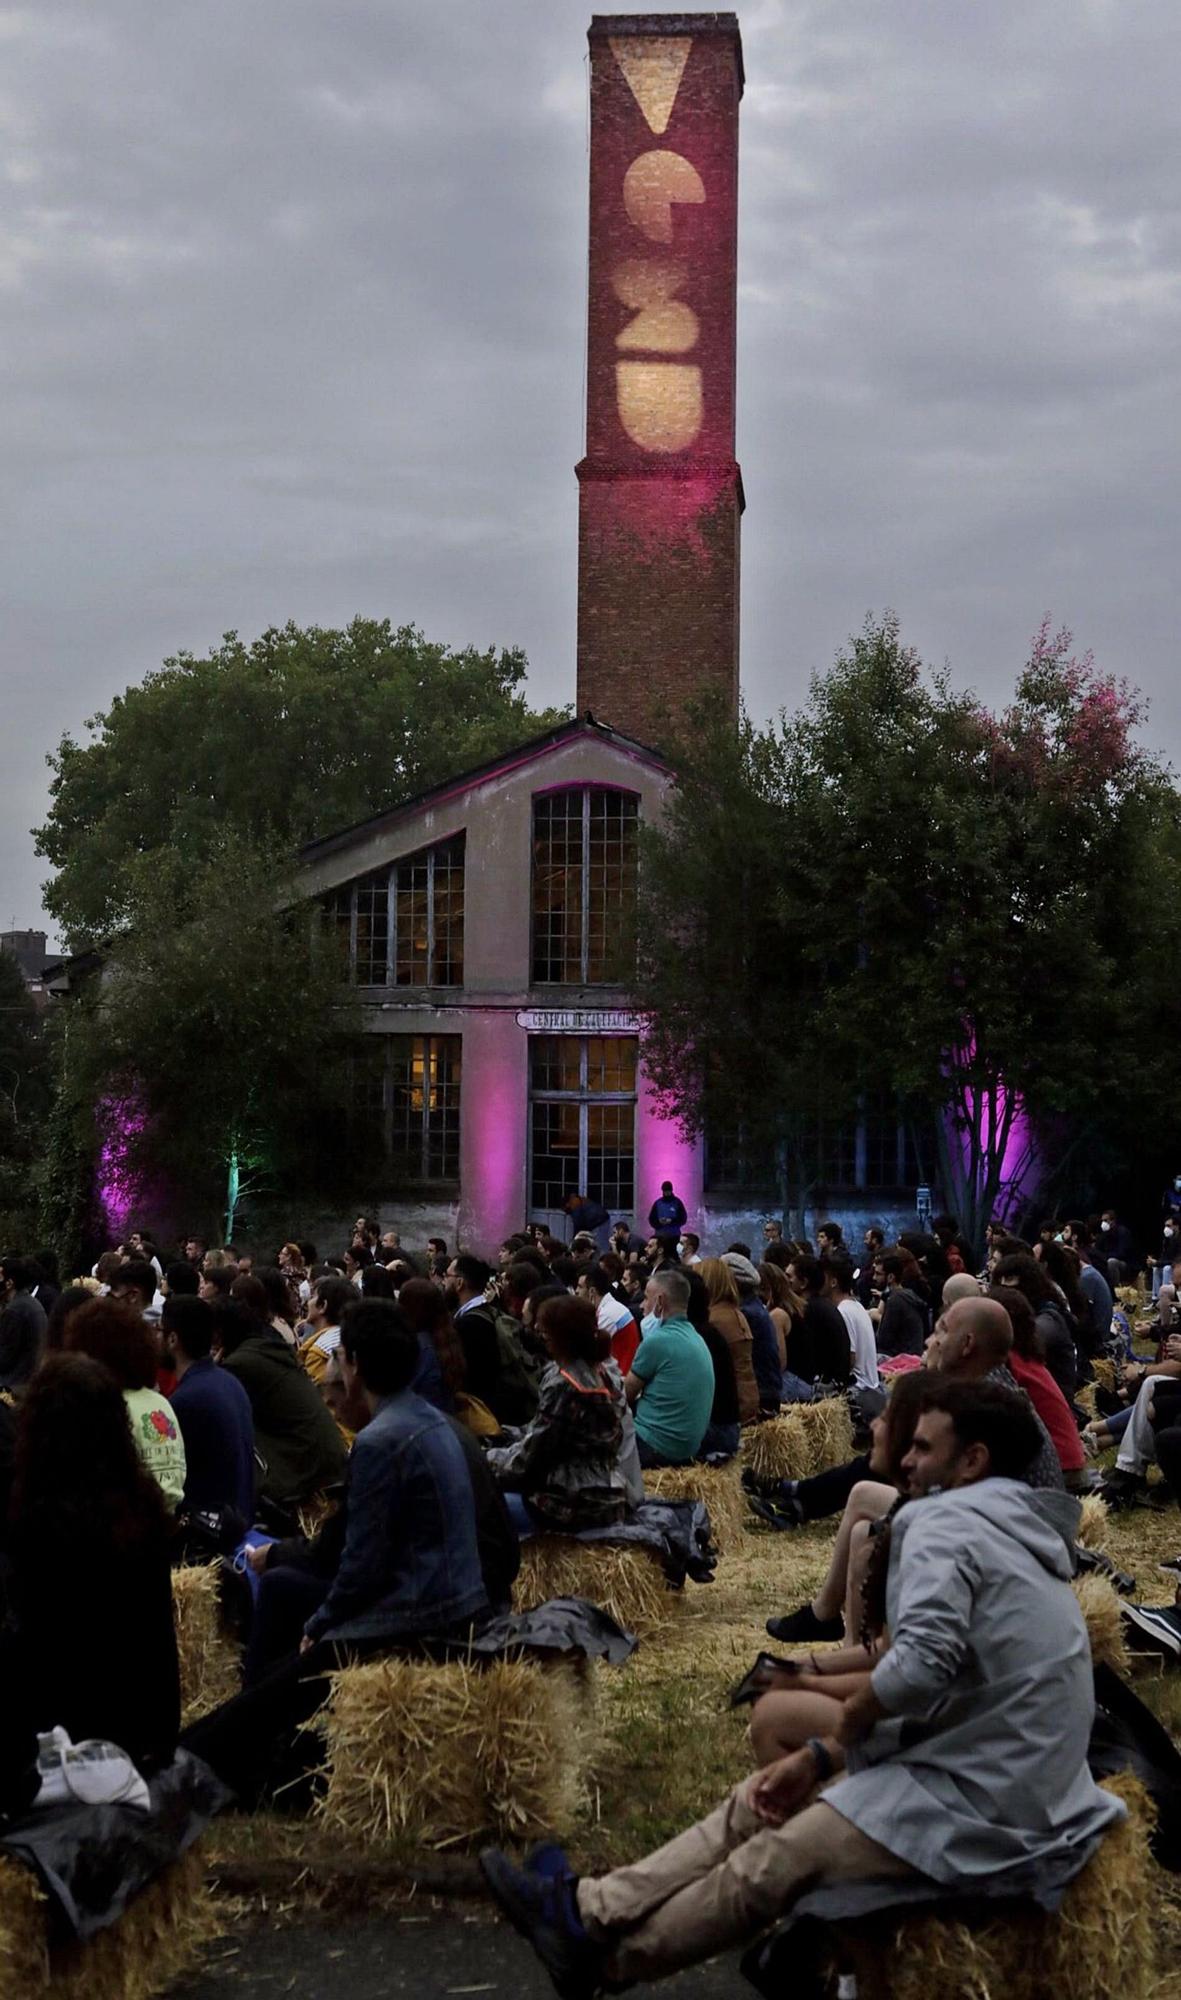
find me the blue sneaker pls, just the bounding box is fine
[479,1845,604,2000]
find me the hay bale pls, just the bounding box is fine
[842,1773,1155,2000]
[513,1536,675,1636]
[741,1398,855,1487]
[1073,1574,1128,1673]
[0,1848,218,1999]
[315,1655,592,1849]
[1091,1356,1117,1395]
[172,1563,241,1726]
[1077,1492,1110,1550]
[645,1461,744,1553]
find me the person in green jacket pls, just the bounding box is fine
[214,1299,346,1505]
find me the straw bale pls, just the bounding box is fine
[0,1848,218,2000]
[1091,1356,1117,1394]
[513,1536,676,1636]
[645,1461,744,1553]
[1075,1381,1098,1420]
[315,1655,593,1849]
[1073,1574,1129,1674]
[296,1490,338,1540]
[172,1563,241,1726]
[1077,1492,1110,1550]
[840,1773,1155,2000]
[741,1398,855,1487]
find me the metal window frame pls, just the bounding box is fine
[384,1032,462,1184]
[335,835,464,988]
[532,788,638,987]
[528,1033,637,1208]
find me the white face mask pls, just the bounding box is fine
[640,1311,661,1338]
[1101,1220,1111,1231]
[1166,1228,1176,1239]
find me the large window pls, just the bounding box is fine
[529,1035,637,1216]
[705,1093,928,1198]
[325,834,465,988]
[352,1034,462,1185]
[531,789,638,985]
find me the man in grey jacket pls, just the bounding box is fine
[481,1379,1123,1993]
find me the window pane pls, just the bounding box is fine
[586,790,638,982]
[323,885,354,976]
[432,834,465,987]
[586,1036,637,1096]
[530,1036,581,1095]
[388,1035,461,1184]
[394,855,430,986]
[354,874,389,985]
[531,792,584,984]
[587,1102,635,1213]
[530,1099,582,1212]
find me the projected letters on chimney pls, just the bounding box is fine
[609,38,704,453]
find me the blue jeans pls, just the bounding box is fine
[503,1491,539,1539]
[1105,1405,1134,1441]
[781,1371,816,1404]
[698,1421,740,1460]
[636,1434,692,1470]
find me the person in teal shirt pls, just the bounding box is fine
[626,1268,714,1467]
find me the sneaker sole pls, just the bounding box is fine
[1120,1605,1181,1659]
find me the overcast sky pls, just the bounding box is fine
[3,1,1179,941]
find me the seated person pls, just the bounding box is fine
[684,1267,742,1458]
[244,1321,519,1676]
[579,1264,641,1376]
[988,1286,1088,1489]
[486,1293,628,1533]
[699,1258,760,1425]
[64,1296,187,1510]
[721,1254,782,1413]
[763,1371,926,1649]
[446,1255,539,1428]
[782,1255,852,1399]
[163,1294,256,1521]
[182,1302,489,1803]
[1095,1324,1181,1509]
[7,1354,180,1773]
[870,1248,930,1358]
[215,1298,347,1505]
[626,1269,715,1470]
[480,1381,1122,1992]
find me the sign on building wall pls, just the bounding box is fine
[517,1008,641,1034]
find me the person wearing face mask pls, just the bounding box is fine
[1152,1213,1181,1304]
[1098,1210,1134,1291]
[625,1268,714,1469]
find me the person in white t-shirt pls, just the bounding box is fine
[578,1265,641,1375]
[826,1254,881,1402]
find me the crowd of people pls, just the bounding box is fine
[0,1189,1172,1987]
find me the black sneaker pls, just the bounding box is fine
[747,1492,805,1531]
[479,1846,603,2000]
[766,1603,844,1644]
[1120,1603,1181,1661]
[1157,1554,1181,1575]
[1095,1469,1151,1511]
[742,1468,799,1502]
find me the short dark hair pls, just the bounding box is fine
[231,1274,270,1319]
[2,1254,46,1294]
[826,1254,855,1295]
[314,1275,357,1326]
[918,1378,1043,1482]
[201,1266,236,1298]
[64,1298,157,1390]
[360,1264,395,1299]
[1066,1219,1093,1248]
[681,1232,700,1252]
[112,1257,155,1304]
[725,1241,752,1259]
[165,1261,200,1296]
[162,1294,215,1361]
[339,1299,419,1396]
[790,1254,826,1297]
[583,1263,613,1299]
[817,1220,844,1243]
[502,1259,545,1303]
[451,1254,491,1294]
[762,1241,791,1271]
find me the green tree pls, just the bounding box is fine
[36,619,567,946]
[0,948,50,1243]
[60,836,363,1245]
[639,616,1181,1250]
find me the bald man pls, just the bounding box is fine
[926,1296,1063,1489]
[941,1271,983,1309]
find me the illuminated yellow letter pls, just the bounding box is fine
[622,150,705,245]
[615,361,703,452]
[611,258,698,354]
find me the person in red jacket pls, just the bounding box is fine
[990,1286,1088,1491]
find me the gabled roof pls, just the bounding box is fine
[296,714,673,865]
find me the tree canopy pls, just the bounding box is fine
[638,615,1181,1247]
[36,619,567,946]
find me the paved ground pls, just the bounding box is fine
[169,1911,743,1998]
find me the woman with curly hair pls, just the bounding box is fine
[63,1296,186,1509]
[7,1352,180,1770]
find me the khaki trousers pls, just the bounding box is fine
[577,1785,913,1983]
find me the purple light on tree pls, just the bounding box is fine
[95,1094,151,1238]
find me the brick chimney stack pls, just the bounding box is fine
[576,13,744,745]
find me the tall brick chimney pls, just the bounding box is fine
[576,13,744,745]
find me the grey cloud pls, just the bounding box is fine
[2,0,1179,939]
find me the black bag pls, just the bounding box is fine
[1089,1661,1181,1870]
